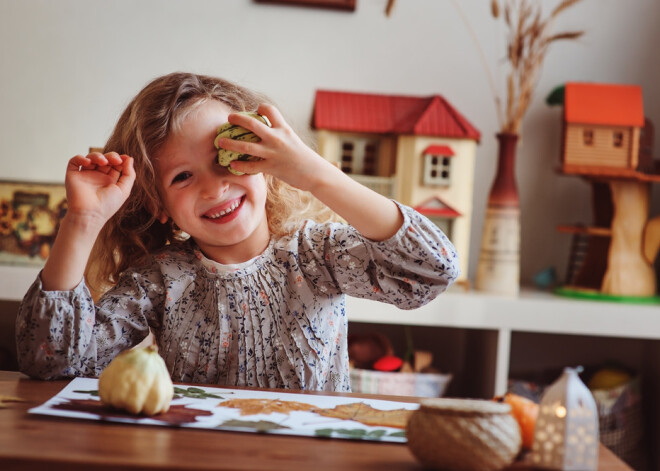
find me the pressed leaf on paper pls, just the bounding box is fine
[218,398,317,416]
[220,419,290,432]
[174,386,225,400]
[315,428,399,439]
[52,398,213,425]
[315,402,413,429]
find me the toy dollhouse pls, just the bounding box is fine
[552,82,660,299]
[311,90,480,285]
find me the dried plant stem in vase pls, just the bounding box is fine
[474,0,584,295]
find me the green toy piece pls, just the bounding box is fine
[555,286,660,305]
[214,112,271,175]
[545,85,565,106]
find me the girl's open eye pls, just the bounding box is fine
[171,171,192,184]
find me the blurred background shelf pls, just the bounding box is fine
[347,288,660,470]
[347,287,660,396]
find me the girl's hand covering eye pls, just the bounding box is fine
[218,104,334,192]
[214,111,271,176]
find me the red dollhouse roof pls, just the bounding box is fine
[312,90,481,141]
[564,83,644,127]
[424,145,455,156]
[414,197,461,218]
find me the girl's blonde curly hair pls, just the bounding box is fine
[86,72,333,295]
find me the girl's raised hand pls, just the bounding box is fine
[40,152,136,291]
[217,104,336,192]
[65,151,135,226]
[217,104,403,241]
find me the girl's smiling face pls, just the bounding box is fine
[155,100,269,264]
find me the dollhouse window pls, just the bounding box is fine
[339,139,380,175]
[583,130,594,146]
[341,142,354,173]
[422,145,454,186]
[613,131,624,147]
[363,143,378,176]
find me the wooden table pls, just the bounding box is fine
[0,371,631,471]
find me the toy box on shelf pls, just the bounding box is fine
[348,332,452,397]
[350,368,452,398]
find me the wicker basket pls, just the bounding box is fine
[407,398,522,471]
[350,368,452,397]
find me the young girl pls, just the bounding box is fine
[16,72,459,391]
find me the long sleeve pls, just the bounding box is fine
[14,203,459,390]
[294,201,460,308]
[15,268,163,380]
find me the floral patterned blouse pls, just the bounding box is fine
[16,203,459,391]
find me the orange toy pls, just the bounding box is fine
[495,393,539,450]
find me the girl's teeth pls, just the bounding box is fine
[208,200,240,219]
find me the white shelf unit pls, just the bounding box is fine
[347,288,660,396]
[346,287,660,469]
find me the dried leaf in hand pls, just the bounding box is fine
[316,402,413,429]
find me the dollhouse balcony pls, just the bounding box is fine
[348,174,396,199]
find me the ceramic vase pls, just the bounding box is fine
[475,132,520,296]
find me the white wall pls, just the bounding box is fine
[1,0,659,286]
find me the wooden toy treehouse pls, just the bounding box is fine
[552,82,660,300]
[311,90,481,287]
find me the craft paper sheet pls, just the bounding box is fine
[29,377,419,442]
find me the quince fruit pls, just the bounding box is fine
[588,367,631,390]
[98,345,173,416]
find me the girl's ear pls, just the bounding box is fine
[157,211,169,224]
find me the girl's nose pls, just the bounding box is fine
[199,169,230,200]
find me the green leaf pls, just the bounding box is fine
[73,390,99,396]
[314,428,397,440]
[173,386,224,400]
[315,428,334,437]
[220,419,289,433]
[546,85,565,106]
[336,428,367,437]
[366,430,387,438]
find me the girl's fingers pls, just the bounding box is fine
[69,151,131,175]
[227,112,272,136]
[99,153,134,178]
[102,151,123,166]
[257,103,286,128]
[68,155,92,170]
[216,137,266,159]
[229,159,262,175]
[115,156,136,192]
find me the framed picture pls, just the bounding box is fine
[254,0,356,11]
[0,181,67,266]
